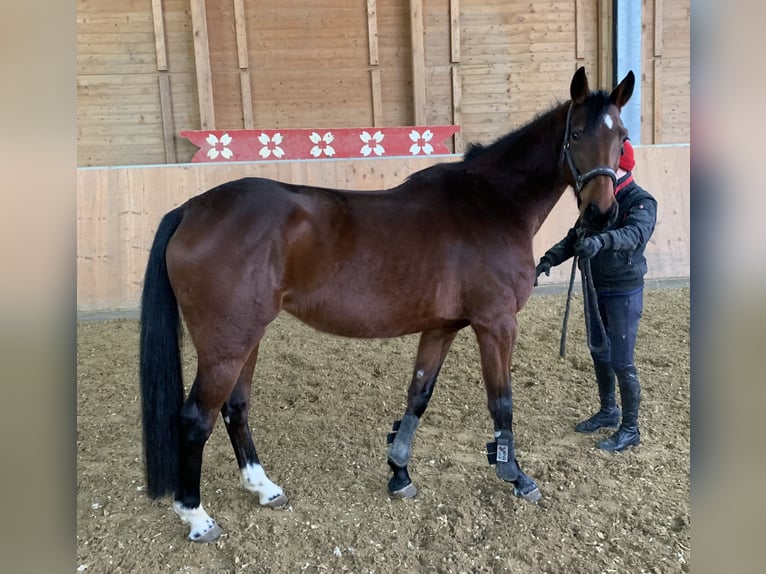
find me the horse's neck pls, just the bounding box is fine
[479,106,571,234]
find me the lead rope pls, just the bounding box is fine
[580,257,610,355]
[558,256,578,357]
[558,234,610,357]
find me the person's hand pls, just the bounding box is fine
[574,235,605,260]
[534,257,552,286]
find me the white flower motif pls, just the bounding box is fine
[205,133,233,160]
[257,132,285,159]
[360,130,385,156]
[408,129,434,155]
[309,132,335,158]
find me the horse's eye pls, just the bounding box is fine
[571,131,581,142]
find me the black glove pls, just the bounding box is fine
[574,235,605,260]
[534,257,552,286]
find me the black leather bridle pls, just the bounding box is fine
[561,102,618,197]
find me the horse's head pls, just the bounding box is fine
[562,67,635,232]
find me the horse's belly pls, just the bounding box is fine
[281,290,461,339]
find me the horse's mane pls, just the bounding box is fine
[462,90,613,163]
[401,89,614,204]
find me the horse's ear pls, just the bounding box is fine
[610,71,635,110]
[570,66,589,104]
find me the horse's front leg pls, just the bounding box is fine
[387,328,459,498]
[473,318,541,503]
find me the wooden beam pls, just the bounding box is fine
[653,58,663,143]
[233,0,252,128]
[597,0,613,88]
[150,0,168,71]
[410,0,426,125]
[367,0,379,66]
[574,0,585,60]
[370,69,383,127]
[240,70,254,129]
[190,0,215,129]
[152,0,174,162]
[367,0,382,125]
[158,73,176,162]
[233,0,249,68]
[654,0,664,57]
[449,0,460,63]
[451,66,463,153]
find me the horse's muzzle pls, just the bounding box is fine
[582,201,619,232]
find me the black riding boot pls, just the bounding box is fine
[575,360,621,433]
[598,366,641,452]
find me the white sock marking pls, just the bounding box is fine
[241,463,284,505]
[172,501,218,541]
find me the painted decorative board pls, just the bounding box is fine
[180,126,460,162]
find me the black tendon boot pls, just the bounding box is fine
[598,367,641,452]
[575,360,621,433]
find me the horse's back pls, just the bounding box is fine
[163,171,530,340]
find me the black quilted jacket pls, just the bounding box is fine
[542,175,658,293]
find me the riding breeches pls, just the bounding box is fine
[586,286,644,371]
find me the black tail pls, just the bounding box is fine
[139,206,185,499]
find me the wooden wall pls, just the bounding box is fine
[77,0,690,167]
[77,0,200,165]
[77,144,689,311]
[642,0,691,144]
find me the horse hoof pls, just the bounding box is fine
[390,482,417,499]
[263,493,289,508]
[190,522,224,543]
[512,471,542,503]
[514,485,542,503]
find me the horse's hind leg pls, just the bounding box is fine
[172,358,244,542]
[221,344,288,508]
[387,328,459,498]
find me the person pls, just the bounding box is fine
[535,140,657,452]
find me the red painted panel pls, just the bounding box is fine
[179,126,460,162]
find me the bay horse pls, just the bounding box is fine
[140,67,634,542]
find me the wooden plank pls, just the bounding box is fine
[233,0,249,68]
[575,0,585,60]
[370,68,383,126]
[190,0,215,129]
[367,0,382,125]
[410,0,426,125]
[233,0,251,128]
[597,0,612,88]
[150,0,168,70]
[654,0,664,57]
[653,58,663,143]
[451,66,463,152]
[450,0,460,63]
[240,69,254,129]
[158,73,176,162]
[367,0,379,66]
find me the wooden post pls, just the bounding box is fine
[233,0,254,129]
[190,0,215,130]
[151,0,168,72]
[654,0,664,58]
[574,0,586,61]
[449,0,460,64]
[653,0,664,143]
[367,0,383,126]
[451,67,463,152]
[450,0,462,152]
[151,0,176,162]
[410,0,426,126]
[597,0,613,89]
